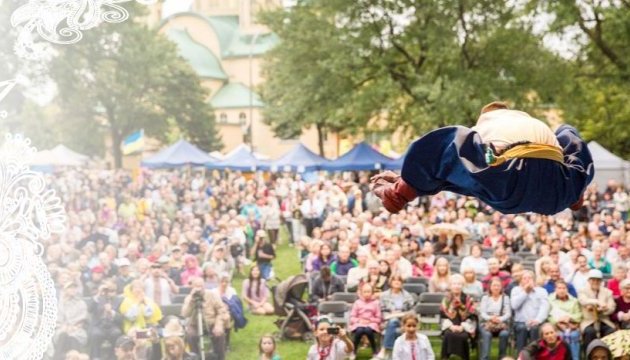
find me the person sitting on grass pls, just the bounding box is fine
[392,314,435,360]
[242,265,274,315]
[306,317,354,360]
[349,283,382,357]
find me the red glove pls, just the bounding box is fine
[371,171,417,213]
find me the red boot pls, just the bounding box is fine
[373,177,417,214]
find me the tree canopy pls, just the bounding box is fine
[47,5,221,167]
[536,0,630,157]
[260,0,569,154]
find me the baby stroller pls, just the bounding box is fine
[272,274,315,341]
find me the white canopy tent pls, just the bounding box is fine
[588,141,630,190]
[29,144,89,167]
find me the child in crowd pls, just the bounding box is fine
[349,283,382,356]
[392,314,435,360]
[258,334,281,360]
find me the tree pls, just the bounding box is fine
[48,4,221,167]
[536,0,630,157]
[260,0,568,154]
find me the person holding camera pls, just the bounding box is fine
[181,276,230,360]
[88,281,123,359]
[143,259,179,307]
[306,317,354,360]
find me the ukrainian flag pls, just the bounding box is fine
[121,129,145,155]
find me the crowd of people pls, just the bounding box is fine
[38,166,630,360]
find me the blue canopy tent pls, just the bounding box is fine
[141,139,215,168]
[206,145,266,171]
[384,155,404,170]
[322,141,396,171]
[261,143,329,173]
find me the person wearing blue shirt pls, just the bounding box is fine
[511,270,551,354]
[543,264,577,297]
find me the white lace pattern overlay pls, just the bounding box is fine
[11,0,158,59]
[0,134,67,360]
[0,79,17,119]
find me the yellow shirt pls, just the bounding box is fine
[472,109,560,151]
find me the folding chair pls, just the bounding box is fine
[161,304,183,318]
[179,286,192,295]
[419,292,445,304]
[415,303,442,337]
[405,277,429,287]
[331,292,358,304]
[318,301,349,326]
[403,283,427,302]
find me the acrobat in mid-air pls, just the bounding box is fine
[372,102,594,215]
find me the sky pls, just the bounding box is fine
[161,0,296,18]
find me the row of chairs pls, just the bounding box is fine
[317,291,446,337]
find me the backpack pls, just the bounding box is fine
[222,295,248,331]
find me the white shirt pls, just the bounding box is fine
[392,333,435,360]
[460,256,489,277]
[396,257,413,279]
[307,339,349,360]
[347,267,368,290]
[571,270,590,291]
[300,199,323,219]
[473,109,560,150]
[144,277,173,306]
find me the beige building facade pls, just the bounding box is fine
[157,0,340,159]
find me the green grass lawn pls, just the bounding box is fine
[229,231,311,360]
[227,230,503,360]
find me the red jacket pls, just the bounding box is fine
[520,337,572,360]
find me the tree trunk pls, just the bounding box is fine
[111,127,123,169]
[316,122,325,156]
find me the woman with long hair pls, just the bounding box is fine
[379,259,392,280]
[242,265,274,315]
[312,243,334,272]
[429,257,452,293]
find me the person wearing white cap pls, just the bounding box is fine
[578,269,616,347]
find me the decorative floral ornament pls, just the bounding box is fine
[11,0,157,59]
[0,79,16,119]
[0,134,67,359]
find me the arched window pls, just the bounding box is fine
[239,113,247,125]
[219,113,227,123]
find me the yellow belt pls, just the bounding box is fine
[488,143,564,167]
